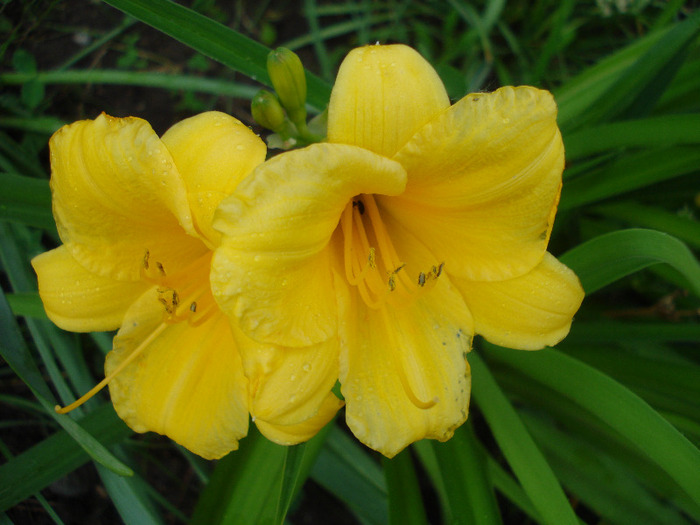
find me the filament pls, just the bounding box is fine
[55,323,168,414]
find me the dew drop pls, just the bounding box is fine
[302,363,311,372]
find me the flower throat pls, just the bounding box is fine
[340,194,444,309]
[54,251,216,415]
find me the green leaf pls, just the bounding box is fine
[0,288,133,479]
[383,450,429,525]
[522,412,695,525]
[100,0,332,110]
[429,424,502,525]
[559,229,700,295]
[190,426,285,525]
[559,146,700,210]
[556,11,700,131]
[0,172,54,233]
[483,345,700,506]
[275,422,333,524]
[563,115,700,162]
[20,79,44,110]
[310,426,388,525]
[590,202,700,250]
[469,352,578,525]
[0,403,132,512]
[191,423,329,525]
[12,49,36,74]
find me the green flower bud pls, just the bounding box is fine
[267,47,307,125]
[251,90,287,132]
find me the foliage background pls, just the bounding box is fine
[1,0,700,524]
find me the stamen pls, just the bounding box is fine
[380,308,438,410]
[55,323,168,414]
[341,195,447,309]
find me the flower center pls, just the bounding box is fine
[340,195,442,410]
[340,194,443,309]
[54,251,216,415]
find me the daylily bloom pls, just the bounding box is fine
[32,111,339,459]
[212,44,584,457]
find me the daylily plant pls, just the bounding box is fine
[212,44,585,457]
[32,112,338,459]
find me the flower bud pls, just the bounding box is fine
[251,90,287,132]
[267,47,307,124]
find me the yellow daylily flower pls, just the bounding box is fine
[212,44,584,457]
[31,111,340,459]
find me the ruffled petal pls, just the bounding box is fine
[328,44,450,158]
[161,111,266,248]
[338,221,473,458]
[106,289,249,460]
[454,253,584,350]
[385,86,565,281]
[254,393,342,445]
[31,246,147,332]
[212,142,407,347]
[229,321,342,438]
[50,113,205,281]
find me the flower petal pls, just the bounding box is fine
[212,143,407,347]
[385,86,565,281]
[161,111,266,248]
[230,321,342,434]
[254,392,342,445]
[338,222,473,458]
[50,113,205,281]
[454,253,584,350]
[328,44,450,158]
[31,246,147,332]
[107,290,248,460]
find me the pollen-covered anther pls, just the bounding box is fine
[140,249,168,284]
[341,194,445,309]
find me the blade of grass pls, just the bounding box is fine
[190,426,284,525]
[0,288,133,478]
[557,11,700,131]
[482,345,700,505]
[563,114,700,161]
[559,146,700,210]
[0,172,54,233]
[275,422,333,525]
[0,403,132,511]
[559,229,700,295]
[310,425,388,525]
[522,412,694,525]
[469,352,578,525]
[100,0,332,110]
[383,450,429,525]
[428,424,502,525]
[590,202,700,250]
[0,70,259,100]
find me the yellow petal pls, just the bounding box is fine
[31,246,147,332]
[328,44,450,158]
[233,326,341,430]
[385,86,565,281]
[107,289,248,460]
[337,223,473,458]
[255,393,343,445]
[50,113,205,281]
[212,143,407,347]
[454,253,584,350]
[161,111,266,248]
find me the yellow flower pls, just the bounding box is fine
[211,44,585,457]
[31,111,339,459]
